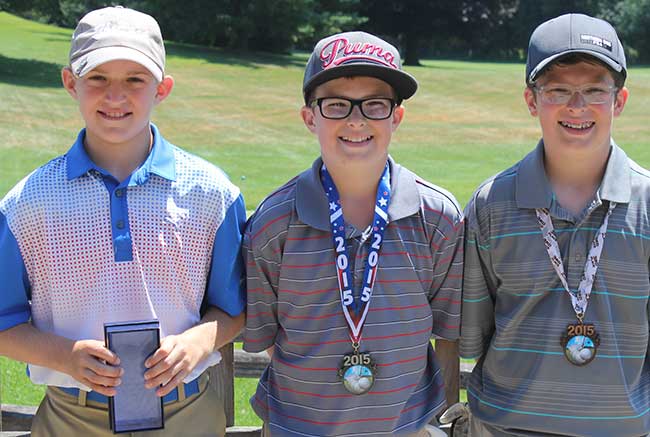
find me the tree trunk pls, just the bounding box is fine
[403,31,421,66]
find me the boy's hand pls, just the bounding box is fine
[67,339,123,396]
[143,334,206,397]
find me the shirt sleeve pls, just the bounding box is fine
[242,209,281,353]
[205,193,246,317]
[0,211,31,331]
[427,203,465,341]
[459,196,497,359]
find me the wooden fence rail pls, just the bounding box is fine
[1,342,472,436]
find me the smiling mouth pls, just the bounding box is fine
[559,121,595,130]
[98,110,131,120]
[340,135,372,143]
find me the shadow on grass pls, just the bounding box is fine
[0,54,62,87]
[166,42,306,69]
[413,58,524,70]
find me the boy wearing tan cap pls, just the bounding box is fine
[244,31,463,436]
[0,6,245,436]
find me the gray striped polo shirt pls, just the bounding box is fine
[460,140,650,437]
[244,157,464,436]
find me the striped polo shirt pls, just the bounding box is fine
[460,140,650,436]
[244,157,464,436]
[0,124,246,389]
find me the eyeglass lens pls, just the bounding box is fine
[316,97,394,120]
[537,85,616,105]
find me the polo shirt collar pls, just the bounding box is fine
[599,140,631,203]
[516,139,631,209]
[65,123,176,184]
[295,156,420,231]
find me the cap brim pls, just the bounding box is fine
[528,49,625,83]
[303,64,418,102]
[70,46,163,81]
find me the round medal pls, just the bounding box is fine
[338,351,376,395]
[561,323,600,366]
[341,363,375,395]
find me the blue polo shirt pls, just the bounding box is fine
[0,124,245,389]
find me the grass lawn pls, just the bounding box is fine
[0,10,647,425]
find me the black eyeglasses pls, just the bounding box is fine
[310,97,396,120]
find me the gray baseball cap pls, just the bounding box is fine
[303,31,418,103]
[69,6,165,81]
[526,13,626,84]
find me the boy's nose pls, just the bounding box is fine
[346,105,366,126]
[566,91,587,109]
[105,83,127,102]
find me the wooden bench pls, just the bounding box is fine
[1,342,471,435]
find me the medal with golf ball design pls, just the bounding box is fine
[321,163,390,393]
[560,318,600,366]
[536,202,615,366]
[338,343,377,395]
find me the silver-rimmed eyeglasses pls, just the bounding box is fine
[533,84,618,105]
[310,97,396,120]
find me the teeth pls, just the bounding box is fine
[103,111,127,118]
[341,136,371,143]
[560,121,594,129]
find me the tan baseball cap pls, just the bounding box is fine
[69,6,165,81]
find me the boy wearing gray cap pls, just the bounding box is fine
[458,13,650,437]
[243,31,464,436]
[0,6,245,436]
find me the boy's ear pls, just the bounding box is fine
[391,105,405,132]
[301,105,317,133]
[524,87,538,116]
[155,75,174,104]
[614,86,629,117]
[61,67,78,100]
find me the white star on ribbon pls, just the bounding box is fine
[329,201,337,211]
[378,197,388,207]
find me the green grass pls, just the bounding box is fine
[1,10,650,425]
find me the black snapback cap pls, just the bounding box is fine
[302,31,418,103]
[526,13,626,83]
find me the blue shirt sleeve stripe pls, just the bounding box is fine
[0,211,31,331]
[205,194,246,317]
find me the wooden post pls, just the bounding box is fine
[435,339,460,407]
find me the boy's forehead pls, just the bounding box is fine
[313,76,396,97]
[536,60,615,84]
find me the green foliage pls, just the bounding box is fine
[362,0,518,65]
[604,0,650,63]
[141,0,313,53]
[7,0,650,64]
[294,0,366,50]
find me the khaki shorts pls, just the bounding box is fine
[31,373,225,437]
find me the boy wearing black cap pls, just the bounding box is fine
[244,31,464,436]
[0,6,245,436]
[458,13,650,437]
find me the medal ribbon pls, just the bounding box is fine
[320,163,390,344]
[535,201,616,319]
